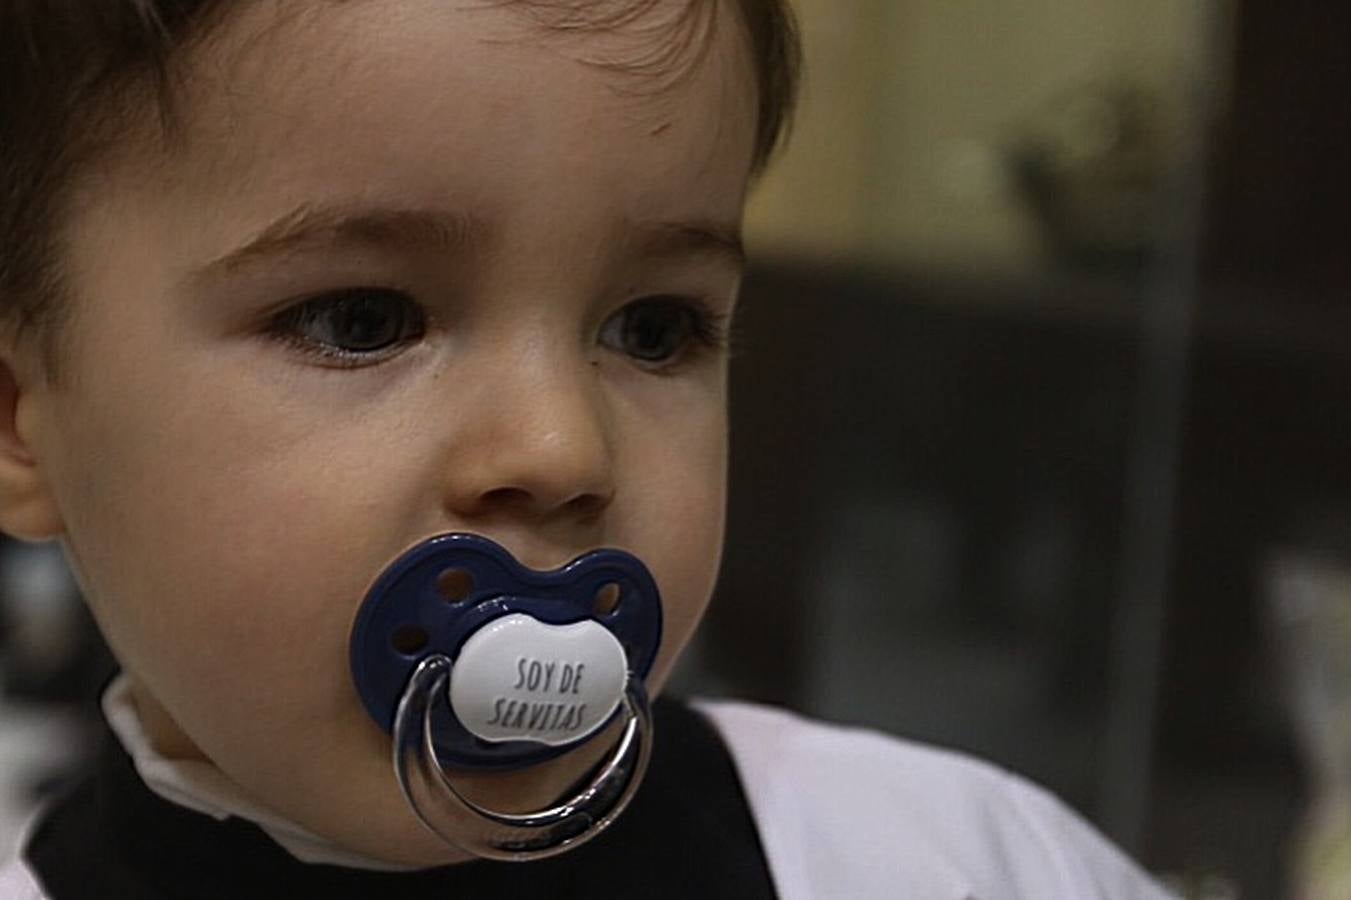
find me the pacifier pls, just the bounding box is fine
[349,534,662,861]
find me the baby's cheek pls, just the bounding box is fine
[630,493,725,690]
[64,458,376,760]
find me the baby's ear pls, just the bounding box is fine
[0,344,64,541]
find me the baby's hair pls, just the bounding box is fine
[0,0,799,372]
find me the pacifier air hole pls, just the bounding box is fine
[391,625,429,655]
[436,568,474,602]
[593,582,622,616]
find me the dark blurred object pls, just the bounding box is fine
[1201,0,1351,303]
[1269,548,1351,900]
[0,538,114,704]
[696,247,1343,898]
[1007,81,1178,273]
[0,539,114,851]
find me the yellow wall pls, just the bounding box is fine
[746,0,1209,269]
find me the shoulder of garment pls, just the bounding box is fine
[0,854,46,900]
[693,699,1181,900]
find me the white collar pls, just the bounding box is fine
[101,674,417,872]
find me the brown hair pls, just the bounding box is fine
[0,0,800,362]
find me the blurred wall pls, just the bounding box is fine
[746,0,1211,269]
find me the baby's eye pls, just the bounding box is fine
[599,297,726,367]
[270,287,426,364]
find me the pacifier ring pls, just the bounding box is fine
[392,653,654,861]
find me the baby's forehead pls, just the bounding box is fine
[117,0,756,202]
[174,1,751,133]
[66,0,756,305]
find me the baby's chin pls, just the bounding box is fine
[132,676,630,867]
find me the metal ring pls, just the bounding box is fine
[392,654,653,861]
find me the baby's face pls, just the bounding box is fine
[19,0,755,864]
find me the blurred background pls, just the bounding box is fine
[2,1,1347,897]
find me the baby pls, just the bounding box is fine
[0,0,1176,897]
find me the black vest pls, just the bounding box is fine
[25,697,777,900]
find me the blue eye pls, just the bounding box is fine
[599,297,726,366]
[271,288,426,362]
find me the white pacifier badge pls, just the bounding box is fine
[449,614,628,747]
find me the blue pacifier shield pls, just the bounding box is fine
[349,534,662,770]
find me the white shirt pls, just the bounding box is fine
[0,681,1175,899]
[696,701,1176,899]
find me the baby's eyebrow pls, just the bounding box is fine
[193,204,484,278]
[627,218,746,271]
[190,203,744,280]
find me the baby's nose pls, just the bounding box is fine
[439,354,615,525]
